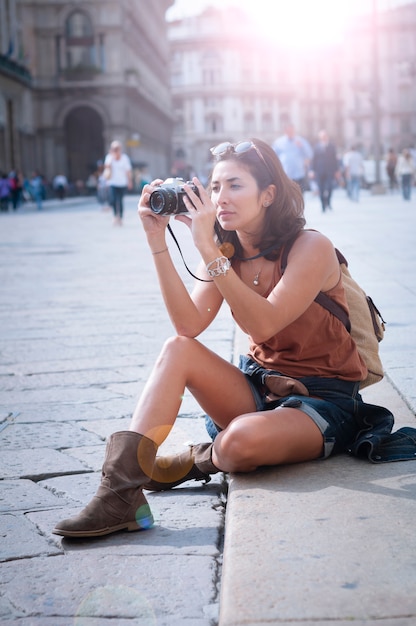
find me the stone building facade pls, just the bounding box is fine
[344,3,416,153]
[0,0,33,176]
[1,0,174,183]
[168,4,416,180]
[2,1,415,185]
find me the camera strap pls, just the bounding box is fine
[167,224,213,282]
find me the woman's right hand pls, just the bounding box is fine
[137,179,170,240]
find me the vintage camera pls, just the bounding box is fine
[149,178,199,215]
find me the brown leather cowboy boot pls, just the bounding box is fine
[53,431,157,538]
[144,442,220,491]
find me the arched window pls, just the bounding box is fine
[66,11,93,37]
[65,11,95,70]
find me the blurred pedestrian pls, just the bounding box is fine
[385,148,398,192]
[310,130,339,212]
[30,171,45,211]
[96,163,111,211]
[53,173,68,200]
[343,145,364,202]
[104,140,133,226]
[0,172,11,212]
[272,122,312,193]
[8,170,24,210]
[395,149,415,201]
[136,166,152,194]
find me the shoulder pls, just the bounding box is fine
[288,230,336,265]
[283,230,340,291]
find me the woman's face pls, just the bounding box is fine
[210,160,269,234]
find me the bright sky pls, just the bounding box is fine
[166,0,410,48]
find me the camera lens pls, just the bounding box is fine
[150,188,177,215]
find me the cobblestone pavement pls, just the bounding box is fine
[1,187,416,625]
[0,196,233,625]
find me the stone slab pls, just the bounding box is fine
[0,448,90,480]
[0,479,68,512]
[0,552,218,626]
[0,421,103,450]
[219,379,416,626]
[221,457,416,625]
[0,513,62,562]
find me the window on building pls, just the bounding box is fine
[205,114,223,134]
[399,84,412,110]
[400,116,411,134]
[175,116,185,134]
[244,113,255,133]
[201,50,222,85]
[65,11,95,70]
[262,113,273,132]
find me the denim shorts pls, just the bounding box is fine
[205,356,363,459]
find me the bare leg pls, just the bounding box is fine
[129,335,256,446]
[213,408,324,472]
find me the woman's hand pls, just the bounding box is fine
[176,177,217,256]
[137,179,170,242]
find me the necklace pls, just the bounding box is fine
[252,259,265,286]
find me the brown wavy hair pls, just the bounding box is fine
[210,138,305,260]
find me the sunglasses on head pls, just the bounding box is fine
[210,141,273,179]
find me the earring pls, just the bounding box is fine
[263,202,270,207]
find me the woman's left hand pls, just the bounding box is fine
[175,178,217,252]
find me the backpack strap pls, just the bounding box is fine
[280,236,352,333]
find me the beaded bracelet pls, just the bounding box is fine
[206,256,231,278]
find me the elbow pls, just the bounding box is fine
[174,323,201,339]
[250,329,276,345]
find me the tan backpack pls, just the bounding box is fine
[281,240,386,389]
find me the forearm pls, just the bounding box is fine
[150,247,208,337]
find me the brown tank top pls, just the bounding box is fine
[233,251,367,382]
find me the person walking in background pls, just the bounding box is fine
[53,173,68,200]
[96,162,111,211]
[343,145,364,202]
[29,171,45,211]
[8,170,24,210]
[104,140,133,226]
[385,148,398,193]
[0,172,12,212]
[395,149,415,201]
[310,130,339,212]
[272,122,312,193]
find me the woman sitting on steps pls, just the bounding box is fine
[54,138,416,538]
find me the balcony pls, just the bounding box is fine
[61,64,102,81]
[0,54,32,86]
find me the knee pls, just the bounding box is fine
[214,420,260,472]
[156,335,199,366]
[160,335,197,357]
